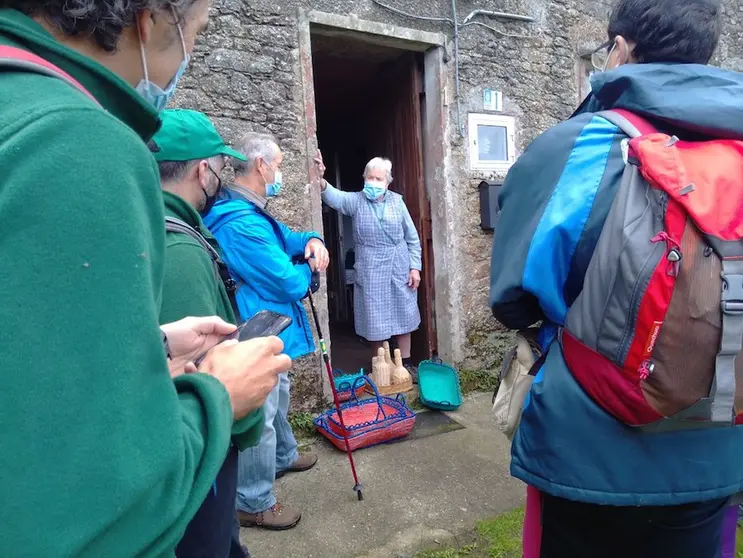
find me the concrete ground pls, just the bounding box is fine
[240,392,525,558]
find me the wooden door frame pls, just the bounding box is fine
[298,10,460,387]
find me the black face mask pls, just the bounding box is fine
[200,166,222,216]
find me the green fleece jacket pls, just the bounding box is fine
[0,9,235,557]
[161,191,264,449]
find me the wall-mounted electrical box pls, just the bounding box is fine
[479,180,503,231]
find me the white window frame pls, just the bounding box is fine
[468,113,516,172]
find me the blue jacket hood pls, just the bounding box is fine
[582,63,743,139]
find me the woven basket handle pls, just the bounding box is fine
[351,376,389,421]
[337,380,352,391]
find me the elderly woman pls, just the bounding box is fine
[318,155,422,375]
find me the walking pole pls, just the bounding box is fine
[306,286,364,501]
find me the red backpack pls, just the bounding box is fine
[561,109,743,431]
[0,45,98,103]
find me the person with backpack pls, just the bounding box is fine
[489,0,743,556]
[150,108,267,558]
[0,2,290,555]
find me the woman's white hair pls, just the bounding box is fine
[363,157,393,184]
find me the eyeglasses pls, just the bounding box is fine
[590,40,614,71]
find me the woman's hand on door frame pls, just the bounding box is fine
[313,150,326,189]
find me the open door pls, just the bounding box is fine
[312,32,437,372]
[362,53,437,362]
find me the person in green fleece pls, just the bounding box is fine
[151,109,265,558]
[0,1,291,556]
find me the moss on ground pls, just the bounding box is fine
[459,368,498,395]
[416,507,524,558]
[287,411,317,440]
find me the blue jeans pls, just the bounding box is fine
[236,372,299,513]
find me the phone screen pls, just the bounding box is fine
[193,311,292,368]
[230,310,292,342]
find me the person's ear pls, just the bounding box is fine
[614,36,633,66]
[196,160,210,189]
[136,10,156,47]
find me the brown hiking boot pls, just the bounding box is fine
[238,502,302,531]
[275,452,318,479]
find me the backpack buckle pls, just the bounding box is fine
[721,270,743,315]
[224,277,237,293]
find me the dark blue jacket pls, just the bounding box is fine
[490,63,743,506]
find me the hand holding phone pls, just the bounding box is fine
[199,336,292,419]
[192,311,292,368]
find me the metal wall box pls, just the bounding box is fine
[479,180,503,231]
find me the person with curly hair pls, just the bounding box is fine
[0,1,289,556]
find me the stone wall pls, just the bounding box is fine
[177,0,743,409]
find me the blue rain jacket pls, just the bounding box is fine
[203,189,321,360]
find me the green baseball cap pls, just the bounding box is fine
[150,109,247,163]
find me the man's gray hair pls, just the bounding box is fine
[364,157,393,184]
[232,132,280,177]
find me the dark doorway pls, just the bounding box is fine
[311,29,437,375]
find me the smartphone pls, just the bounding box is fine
[193,311,292,368]
[230,310,292,342]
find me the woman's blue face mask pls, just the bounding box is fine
[363,180,387,201]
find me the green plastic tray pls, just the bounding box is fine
[417,358,462,411]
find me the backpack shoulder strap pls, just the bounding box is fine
[164,217,241,319]
[0,46,100,106]
[597,109,658,138]
[165,217,220,262]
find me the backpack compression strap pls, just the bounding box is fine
[0,46,100,105]
[164,217,241,320]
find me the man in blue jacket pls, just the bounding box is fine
[490,0,743,556]
[204,131,329,531]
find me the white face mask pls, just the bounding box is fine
[135,7,190,112]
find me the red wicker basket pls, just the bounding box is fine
[315,376,416,452]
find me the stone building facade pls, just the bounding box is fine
[175,0,743,410]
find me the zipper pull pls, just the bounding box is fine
[651,232,682,276]
[667,248,682,277]
[638,360,655,381]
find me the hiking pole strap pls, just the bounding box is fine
[713,258,743,423]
